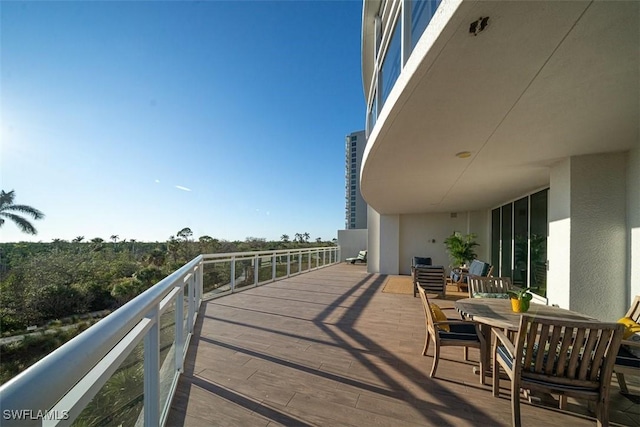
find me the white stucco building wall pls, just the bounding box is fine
[628,146,640,300]
[337,229,368,262]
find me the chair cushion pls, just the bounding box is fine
[472,292,510,299]
[618,317,640,339]
[430,304,450,332]
[468,260,490,276]
[622,331,640,359]
[616,345,640,367]
[438,323,479,341]
[413,257,432,268]
[497,345,514,370]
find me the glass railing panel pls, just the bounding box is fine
[290,255,300,275]
[257,255,272,283]
[274,255,288,279]
[159,301,177,420]
[72,341,144,426]
[202,261,232,298]
[301,253,310,271]
[234,258,254,290]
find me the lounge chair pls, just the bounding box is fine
[346,250,367,264]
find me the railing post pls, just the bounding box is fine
[298,252,302,273]
[144,306,160,427]
[254,255,259,286]
[287,252,291,277]
[188,274,195,334]
[272,253,276,281]
[175,287,184,373]
[197,261,203,308]
[230,256,236,292]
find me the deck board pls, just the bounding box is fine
[168,263,639,426]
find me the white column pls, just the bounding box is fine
[548,153,628,321]
[367,206,400,274]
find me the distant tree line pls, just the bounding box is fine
[0,229,335,333]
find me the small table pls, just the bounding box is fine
[454,298,596,381]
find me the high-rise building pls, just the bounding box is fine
[344,130,367,229]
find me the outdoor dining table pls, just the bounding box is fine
[454,298,597,382]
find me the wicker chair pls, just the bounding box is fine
[493,315,624,427]
[417,285,486,383]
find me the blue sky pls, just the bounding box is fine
[1,0,365,243]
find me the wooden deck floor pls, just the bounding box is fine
[167,263,640,426]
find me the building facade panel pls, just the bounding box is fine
[359,0,639,321]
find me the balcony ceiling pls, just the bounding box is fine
[361,0,639,215]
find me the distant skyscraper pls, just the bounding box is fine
[345,130,367,229]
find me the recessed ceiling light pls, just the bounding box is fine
[455,151,472,158]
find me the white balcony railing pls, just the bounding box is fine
[0,246,340,426]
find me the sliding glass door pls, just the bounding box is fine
[491,189,548,296]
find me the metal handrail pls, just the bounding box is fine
[0,246,340,426]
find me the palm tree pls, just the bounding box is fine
[0,190,45,235]
[73,236,85,243]
[281,234,290,243]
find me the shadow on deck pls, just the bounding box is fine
[168,263,639,426]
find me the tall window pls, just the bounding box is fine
[380,20,402,107]
[501,203,512,279]
[513,197,529,286]
[410,0,441,52]
[491,189,548,296]
[529,190,548,296]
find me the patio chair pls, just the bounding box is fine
[411,256,432,271]
[346,250,367,264]
[614,295,640,394]
[413,265,446,298]
[417,285,487,384]
[492,315,624,427]
[449,259,493,292]
[468,276,513,299]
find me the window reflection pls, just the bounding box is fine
[410,0,441,51]
[492,189,548,297]
[381,21,401,107]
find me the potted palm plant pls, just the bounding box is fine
[443,232,478,268]
[507,287,533,313]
